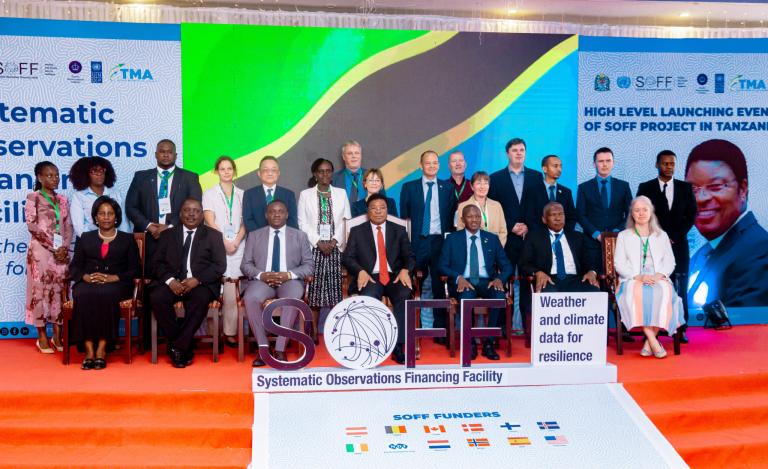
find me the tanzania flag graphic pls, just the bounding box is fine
[423,425,446,434]
[545,435,569,445]
[466,437,490,447]
[345,426,368,436]
[508,436,532,446]
[385,425,407,434]
[427,439,451,450]
[345,443,369,453]
[537,421,560,430]
[462,423,485,433]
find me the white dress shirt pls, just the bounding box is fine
[462,230,488,279]
[549,230,577,276]
[165,225,196,284]
[155,165,176,226]
[658,178,674,210]
[370,222,391,274]
[422,176,442,235]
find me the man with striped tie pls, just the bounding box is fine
[242,156,298,233]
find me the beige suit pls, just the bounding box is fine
[455,196,508,247]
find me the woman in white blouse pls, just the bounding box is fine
[614,196,685,358]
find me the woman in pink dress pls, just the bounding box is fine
[25,161,73,354]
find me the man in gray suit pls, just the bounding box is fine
[241,200,314,367]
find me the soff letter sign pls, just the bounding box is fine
[532,292,608,367]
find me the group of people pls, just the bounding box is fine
[26,135,763,368]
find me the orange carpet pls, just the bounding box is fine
[0,326,766,468]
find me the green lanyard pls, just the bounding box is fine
[455,178,467,200]
[220,184,234,225]
[634,228,650,267]
[39,190,60,233]
[350,172,359,190]
[319,190,330,224]
[478,201,488,229]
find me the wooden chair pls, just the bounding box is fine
[601,232,681,355]
[61,233,145,365]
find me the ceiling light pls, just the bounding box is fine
[679,12,690,18]
[508,8,518,14]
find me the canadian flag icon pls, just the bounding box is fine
[423,425,447,434]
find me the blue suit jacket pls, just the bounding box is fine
[576,176,633,237]
[242,185,298,233]
[400,177,456,256]
[332,168,367,204]
[438,229,513,285]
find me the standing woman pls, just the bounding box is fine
[69,156,130,238]
[456,171,508,247]
[202,156,245,347]
[298,158,351,328]
[69,196,139,369]
[26,161,74,353]
[614,196,685,358]
[350,168,398,218]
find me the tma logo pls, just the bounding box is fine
[109,63,154,81]
[729,75,767,91]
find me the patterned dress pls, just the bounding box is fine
[308,191,343,308]
[25,191,73,327]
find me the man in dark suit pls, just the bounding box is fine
[539,154,577,231]
[637,150,696,341]
[576,147,633,272]
[241,199,314,367]
[438,205,513,360]
[242,156,297,232]
[125,139,202,347]
[685,139,768,308]
[150,199,226,368]
[521,202,600,294]
[332,140,367,205]
[399,150,457,335]
[342,194,415,364]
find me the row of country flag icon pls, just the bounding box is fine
[345,435,569,453]
[345,421,561,436]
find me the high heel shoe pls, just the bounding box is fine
[50,338,64,352]
[36,339,54,354]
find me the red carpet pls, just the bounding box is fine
[0,326,766,468]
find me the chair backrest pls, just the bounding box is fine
[133,232,146,279]
[601,232,619,289]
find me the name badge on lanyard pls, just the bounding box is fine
[224,225,236,240]
[319,223,332,241]
[158,197,172,215]
[220,184,237,240]
[53,233,63,249]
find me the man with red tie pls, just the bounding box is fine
[342,193,415,364]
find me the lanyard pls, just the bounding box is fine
[219,184,235,225]
[634,228,650,267]
[350,171,359,190]
[454,178,467,200]
[159,168,175,181]
[476,200,488,229]
[319,189,331,224]
[40,190,60,232]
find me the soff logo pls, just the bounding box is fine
[110,63,154,81]
[594,73,610,91]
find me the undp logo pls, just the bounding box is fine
[324,297,398,369]
[617,76,631,89]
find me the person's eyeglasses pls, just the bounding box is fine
[366,178,382,184]
[692,180,736,197]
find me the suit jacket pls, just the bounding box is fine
[576,176,633,237]
[69,231,140,285]
[125,167,202,231]
[438,229,513,285]
[332,168,367,204]
[351,196,398,218]
[614,229,675,281]
[520,228,595,277]
[153,224,226,296]
[688,211,768,307]
[399,177,456,255]
[487,166,547,259]
[636,178,696,272]
[455,196,508,247]
[240,225,314,280]
[297,185,351,247]
[242,185,298,233]
[342,221,415,278]
[533,182,577,231]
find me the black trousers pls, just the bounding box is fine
[449,278,506,330]
[415,234,447,329]
[150,283,215,353]
[351,273,412,344]
[541,274,602,294]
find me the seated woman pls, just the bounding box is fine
[614,196,685,358]
[455,171,508,247]
[69,196,140,370]
[350,168,398,218]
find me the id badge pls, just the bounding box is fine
[319,223,332,241]
[224,225,236,240]
[158,197,172,215]
[53,233,63,249]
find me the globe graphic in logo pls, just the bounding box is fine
[323,296,397,369]
[617,76,631,89]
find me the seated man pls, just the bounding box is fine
[438,205,513,360]
[521,202,600,293]
[151,198,226,368]
[342,193,414,365]
[241,200,314,367]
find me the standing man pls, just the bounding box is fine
[446,150,474,204]
[342,194,414,364]
[240,200,314,367]
[332,140,367,205]
[637,150,696,342]
[540,154,577,231]
[242,156,298,232]
[439,205,512,360]
[400,150,457,336]
[150,199,226,368]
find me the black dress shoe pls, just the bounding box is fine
[93,358,107,370]
[482,341,500,360]
[252,357,266,367]
[224,337,238,348]
[184,350,194,366]
[391,345,405,364]
[170,348,186,368]
[680,333,689,344]
[81,358,95,370]
[470,343,478,360]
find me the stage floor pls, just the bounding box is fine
[0,325,766,468]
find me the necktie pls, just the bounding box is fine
[600,179,609,208]
[266,188,274,203]
[350,172,359,202]
[689,244,713,280]
[553,232,566,280]
[377,226,389,285]
[159,170,170,198]
[469,235,479,284]
[271,230,281,272]
[549,185,556,202]
[663,183,670,210]
[180,230,193,279]
[422,181,434,236]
